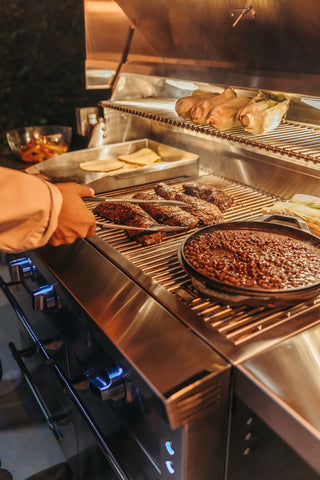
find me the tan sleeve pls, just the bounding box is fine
[0,167,63,253]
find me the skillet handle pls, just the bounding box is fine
[194,281,273,307]
[254,214,310,233]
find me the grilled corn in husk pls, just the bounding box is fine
[290,194,320,210]
[263,196,320,237]
[239,91,290,135]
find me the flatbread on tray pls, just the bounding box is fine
[118,148,161,166]
[79,148,162,174]
[79,160,124,172]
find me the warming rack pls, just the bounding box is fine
[90,174,320,363]
[100,100,320,168]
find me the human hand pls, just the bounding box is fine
[49,182,96,246]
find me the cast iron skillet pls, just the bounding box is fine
[178,214,320,307]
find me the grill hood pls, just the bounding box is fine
[85,0,320,96]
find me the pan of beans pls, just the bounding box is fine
[178,214,320,307]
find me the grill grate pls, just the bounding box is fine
[91,174,320,346]
[102,101,320,168]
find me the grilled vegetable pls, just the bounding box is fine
[189,88,236,125]
[175,92,217,118]
[19,136,68,162]
[290,194,320,209]
[263,201,320,236]
[239,91,290,135]
[206,96,251,131]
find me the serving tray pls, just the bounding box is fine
[34,138,199,193]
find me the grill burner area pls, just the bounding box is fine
[89,174,320,359]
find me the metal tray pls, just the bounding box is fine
[34,138,199,193]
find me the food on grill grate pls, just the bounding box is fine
[182,182,234,211]
[133,192,199,228]
[239,91,290,135]
[290,194,320,210]
[189,88,236,124]
[94,202,163,245]
[184,229,320,290]
[263,200,320,237]
[154,183,224,225]
[175,89,289,134]
[206,96,251,131]
[175,92,216,118]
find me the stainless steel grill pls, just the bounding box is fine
[78,2,320,475]
[9,2,320,478]
[88,174,320,363]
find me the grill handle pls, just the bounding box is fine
[254,213,310,232]
[8,341,64,443]
[54,366,130,480]
[108,25,135,91]
[0,276,129,480]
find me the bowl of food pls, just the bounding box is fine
[6,125,72,163]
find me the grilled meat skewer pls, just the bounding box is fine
[154,183,224,226]
[182,182,234,211]
[133,192,199,228]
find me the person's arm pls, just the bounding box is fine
[0,167,95,253]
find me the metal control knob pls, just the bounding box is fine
[32,284,62,311]
[90,366,125,402]
[9,257,37,282]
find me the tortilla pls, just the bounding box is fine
[118,148,161,166]
[79,159,124,172]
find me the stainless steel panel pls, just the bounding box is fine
[227,396,319,480]
[31,243,231,480]
[84,0,320,96]
[114,0,319,71]
[235,323,320,473]
[32,243,228,398]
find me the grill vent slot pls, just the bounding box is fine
[166,381,223,428]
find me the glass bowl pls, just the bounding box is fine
[6,125,72,163]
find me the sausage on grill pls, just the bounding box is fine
[182,182,234,211]
[94,202,163,245]
[133,192,199,228]
[154,183,224,226]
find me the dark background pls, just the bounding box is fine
[0,0,95,154]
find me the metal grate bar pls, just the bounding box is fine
[90,174,320,346]
[102,102,320,166]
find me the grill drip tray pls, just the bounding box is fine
[88,174,320,363]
